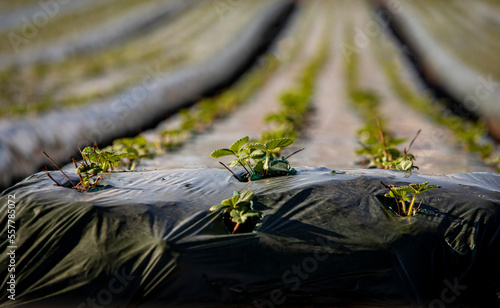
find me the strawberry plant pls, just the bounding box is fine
[261,42,329,141]
[42,144,125,191]
[105,136,156,170]
[376,42,500,172]
[356,118,421,171]
[380,181,441,216]
[210,190,261,234]
[210,136,300,181]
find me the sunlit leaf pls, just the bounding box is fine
[229,136,249,153]
[265,138,293,150]
[210,148,235,158]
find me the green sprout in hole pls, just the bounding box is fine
[209,190,261,234]
[356,118,421,171]
[210,136,302,181]
[380,181,441,216]
[42,143,124,191]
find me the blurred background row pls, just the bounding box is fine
[1,0,499,189]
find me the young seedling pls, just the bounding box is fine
[357,118,421,171]
[380,181,441,216]
[209,190,261,234]
[43,150,103,192]
[210,136,301,181]
[107,136,155,170]
[210,136,256,176]
[42,143,130,192]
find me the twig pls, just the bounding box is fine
[71,156,84,185]
[42,167,62,187]
[285,148,305,160]
[404,129,422,156]
[238,161,250,175]
[376,118,388,162]
[415,200,423,212]
[78,146,89,166]
[43,151,75,186]
[232,222,241,234]
[219,161,239,181]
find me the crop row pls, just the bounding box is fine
[373,32,500,172]
[0,0,266,117]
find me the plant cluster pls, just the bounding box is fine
[210,136,300,181]
[377,42,500,172]
[261,42,329,141]
[104,136,157,170]
[344,41,419,171]
[42,145,112,191]
[106,55,280,168]
[210,190,261,234]
[178,55,279,135]
[356,119,420,171]
[380,181,441,216]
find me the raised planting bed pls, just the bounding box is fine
[373,0,500,141]
[1,167,499,307]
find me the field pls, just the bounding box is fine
[1,1,500,307]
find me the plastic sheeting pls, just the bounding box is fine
[1,167,499,307]
[374,0,500,135]
[2,0,193,67]
[0,0,294,189]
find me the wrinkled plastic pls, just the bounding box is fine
[1,167,499,307]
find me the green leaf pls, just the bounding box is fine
[238,190,254,204]
[210,148,235,159]
[253,160,265,176]
[384,186,411,201]
[76,164,90,174]
[107,152,127,163]
[124,146,139,159]
[409,182,441,194]
[396,159,413,171]
[230,209,242,223]
[228,159,240,168]
[246,143,266,151]
[229,193,241,207]
[132,136,147,146]
[241,211,260,222]
[265,138,293,150]
[229,136,249,153]
[221,198,234,207]
[209,204,231,212]
[249,149,265,159]
[81,146,95,155]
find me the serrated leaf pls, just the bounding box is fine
[210,148,235,159]
[250,150,265,158]
[221,198,234,207]
[396,160,413,171]
[265,138,293,150]
[409,182,441,193]
[81,146,95,155]
[384,186,411,201]
[238,190,254,203]
[230,194,240,206]
[246,143,266,151]
[228,159,240,168]
[229,136,249,153]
